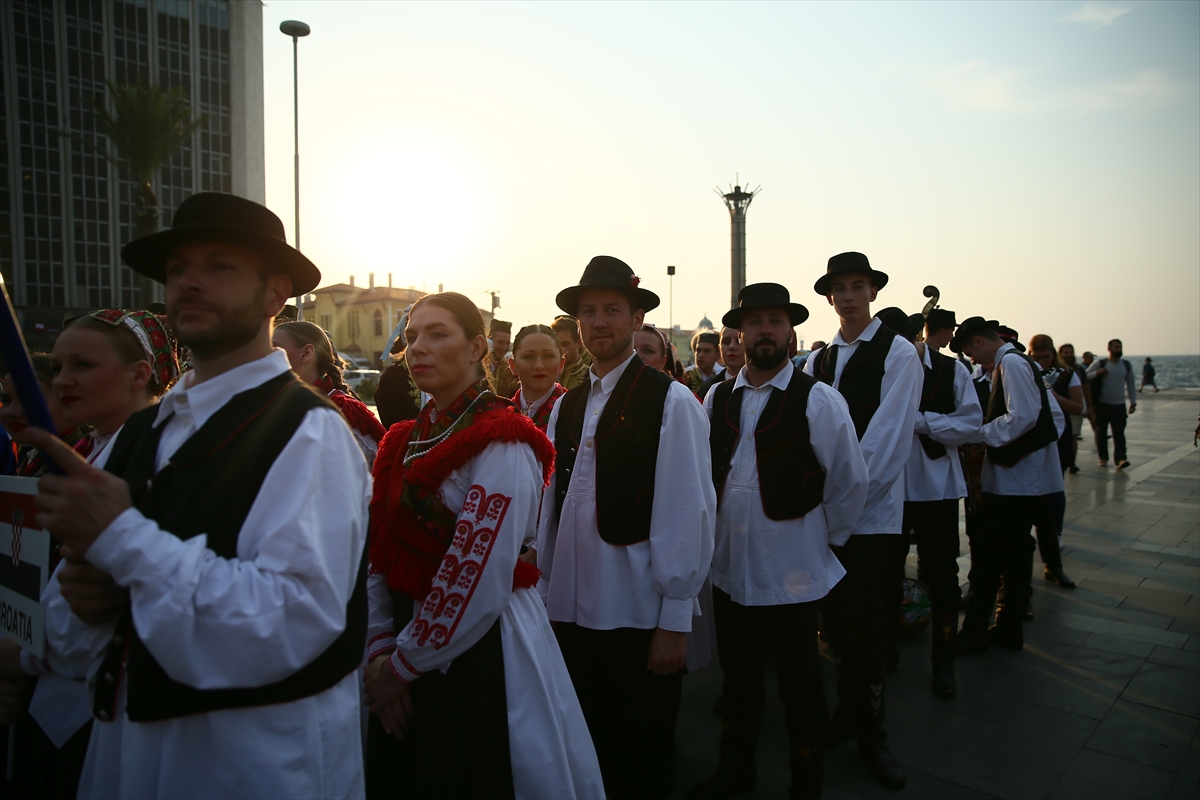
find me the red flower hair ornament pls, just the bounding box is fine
[88,309,181,389]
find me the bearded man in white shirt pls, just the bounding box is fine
[17,193,370,799]
[688,284,867,800]
[952,317,1065,654]
[537,256,716,800]
[804,252,922,791]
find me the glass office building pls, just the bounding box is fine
[0,0,263,349]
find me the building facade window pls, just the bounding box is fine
[348,311,360,339]
[373,308,383,336]
[320,314,332,333]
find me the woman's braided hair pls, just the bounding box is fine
[274,320,353,394]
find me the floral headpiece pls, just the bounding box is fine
[88,309,180,388]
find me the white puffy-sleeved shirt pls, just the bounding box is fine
[975,343,1066,497]
[804,318,922,535]
[536,352,716,632]
[364,438,604,799]
[45,349,372,800]
[905,349,983,502]
[702,365,868,606]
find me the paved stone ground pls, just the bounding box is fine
[673,388,1200,800]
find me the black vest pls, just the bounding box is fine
[553,355,672,546]
[709,368,825,520]
[811,325,899,441]
[95,371,368,722]
[916,351,958,460]
[985,351,1060,468]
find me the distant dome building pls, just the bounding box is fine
[697,315,715,331]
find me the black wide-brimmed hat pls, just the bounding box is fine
[950,316,999,354]
[997,325,1026,353]
[926,308,957,333]
[873,306,922,341]
[556,256,660,316]
[722,282,809,328]
[814,251,889,296]
[121,192,321,295]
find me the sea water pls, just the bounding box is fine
[1128,355,1200,389]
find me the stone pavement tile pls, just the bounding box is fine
[1185,637,1199,654]
[1046,588,1124,610]
[1063,646,1146,677]
[877,704,998,782]
[1046,605,1180,635]
[1023,620,1092,647]
[1121,596,1200,625]
[935,654,1054,725]
[1121,662,1200,717]
[950,753,1059,800]
[1147,645,1200,672]
[1168,618,1200,638]
[1166,740,1200,800]
[1021,636,1078,663]
[1085,700,1198,773]
[979,702,1099,775]
[1048,748,1174,800]
[1030,664,1130,720]
[1083,579,1191,605]
[1080,632,1157,658]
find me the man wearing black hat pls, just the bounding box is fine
[19,193,371,797]
[895,307,982,699]
[688,284,868,800]
[488,319,519,398]
[951,317,1065,653]
[537,256,715,799]
[685,330,721,396]
[804,252,921,790]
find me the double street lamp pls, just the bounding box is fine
[280,19,310,318]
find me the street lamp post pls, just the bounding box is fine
[667,265,675,354]
[280,19,310,318]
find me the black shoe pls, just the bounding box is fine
[1098,459,1108,467]
[1116,459,1130,469]
[954,627,989,656]
[932,658,956,699]
[686,764,756,800]
[1044,566,1076,589]
[1067,465,1080,474]
[859,736,905,790]
[988,625,1024,650]
[824,706,855,749]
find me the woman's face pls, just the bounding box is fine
[272,329,318,384]
[0,375,71,436]
[508,332,564,400]
[52,327,151,432]
[634,329,667,372]
[404,303,486,403]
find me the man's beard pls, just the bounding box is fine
[747,339,787,370]
[586,330,633,363]
[171,286,266,360]
[1063,354,1076,366]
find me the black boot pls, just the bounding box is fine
[932,658,956,699]
[788,733,824,800]
[824,704,856,749]
[858,733,905,790]
[1038,530,1076,589]
[954,624,989,656]
[688,715,759,800]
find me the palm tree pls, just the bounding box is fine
[85,81,208,240]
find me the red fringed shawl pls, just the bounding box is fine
[370,406,555,600]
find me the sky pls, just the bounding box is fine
[260,1,1200,355]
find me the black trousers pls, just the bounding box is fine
[1093,402,1128,462]
[963,494,1038,632]
[889,499,962,661]
[823,534,905,739]
[1033,490,1067,569]
[712,588,827,775]
[555,623,682,800]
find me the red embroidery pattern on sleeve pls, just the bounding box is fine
[409,484,511,649]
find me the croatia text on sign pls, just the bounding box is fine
[0,476,49,659]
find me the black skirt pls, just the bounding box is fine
[365,617,514,800]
